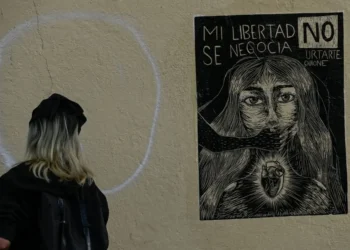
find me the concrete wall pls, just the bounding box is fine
[0,0,349,249]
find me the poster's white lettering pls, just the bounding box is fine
[201,24,296,64]
[230,41,292,57]
[231,24,295,40]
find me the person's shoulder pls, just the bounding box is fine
[0,162,34,196]
[86,180,108,202]
[0,162,40,193]
[0,162,31,181]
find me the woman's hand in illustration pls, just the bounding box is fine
[197,112,292,152]
[251,128,287,151]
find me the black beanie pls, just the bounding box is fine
[29,93,87,133]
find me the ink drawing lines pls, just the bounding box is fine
[198,55,346,219]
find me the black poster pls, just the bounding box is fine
[195,12,347,220]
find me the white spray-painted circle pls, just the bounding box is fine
[0,12,161,195]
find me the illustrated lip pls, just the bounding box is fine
[261,161,285,198]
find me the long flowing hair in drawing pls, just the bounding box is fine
[199,55,346,219]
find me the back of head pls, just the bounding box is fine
[23,93,93,185]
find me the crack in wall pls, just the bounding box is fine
[32,0,54,94]
[10,49,13,66]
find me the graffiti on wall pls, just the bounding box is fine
[0,12,162,195]
[195,12,347,220]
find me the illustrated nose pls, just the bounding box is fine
[267,106,278,127]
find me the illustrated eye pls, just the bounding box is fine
[278,93,295,103]
[243,97,263,105]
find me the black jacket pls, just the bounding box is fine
[0,163,109,250]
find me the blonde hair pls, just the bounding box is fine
[23,115,93,185]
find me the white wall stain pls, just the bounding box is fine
[0,11,162,195]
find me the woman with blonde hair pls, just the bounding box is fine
[0,93,109,250]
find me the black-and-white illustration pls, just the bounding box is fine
[195,13,347,220]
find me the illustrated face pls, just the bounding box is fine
[238,74,298,134]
